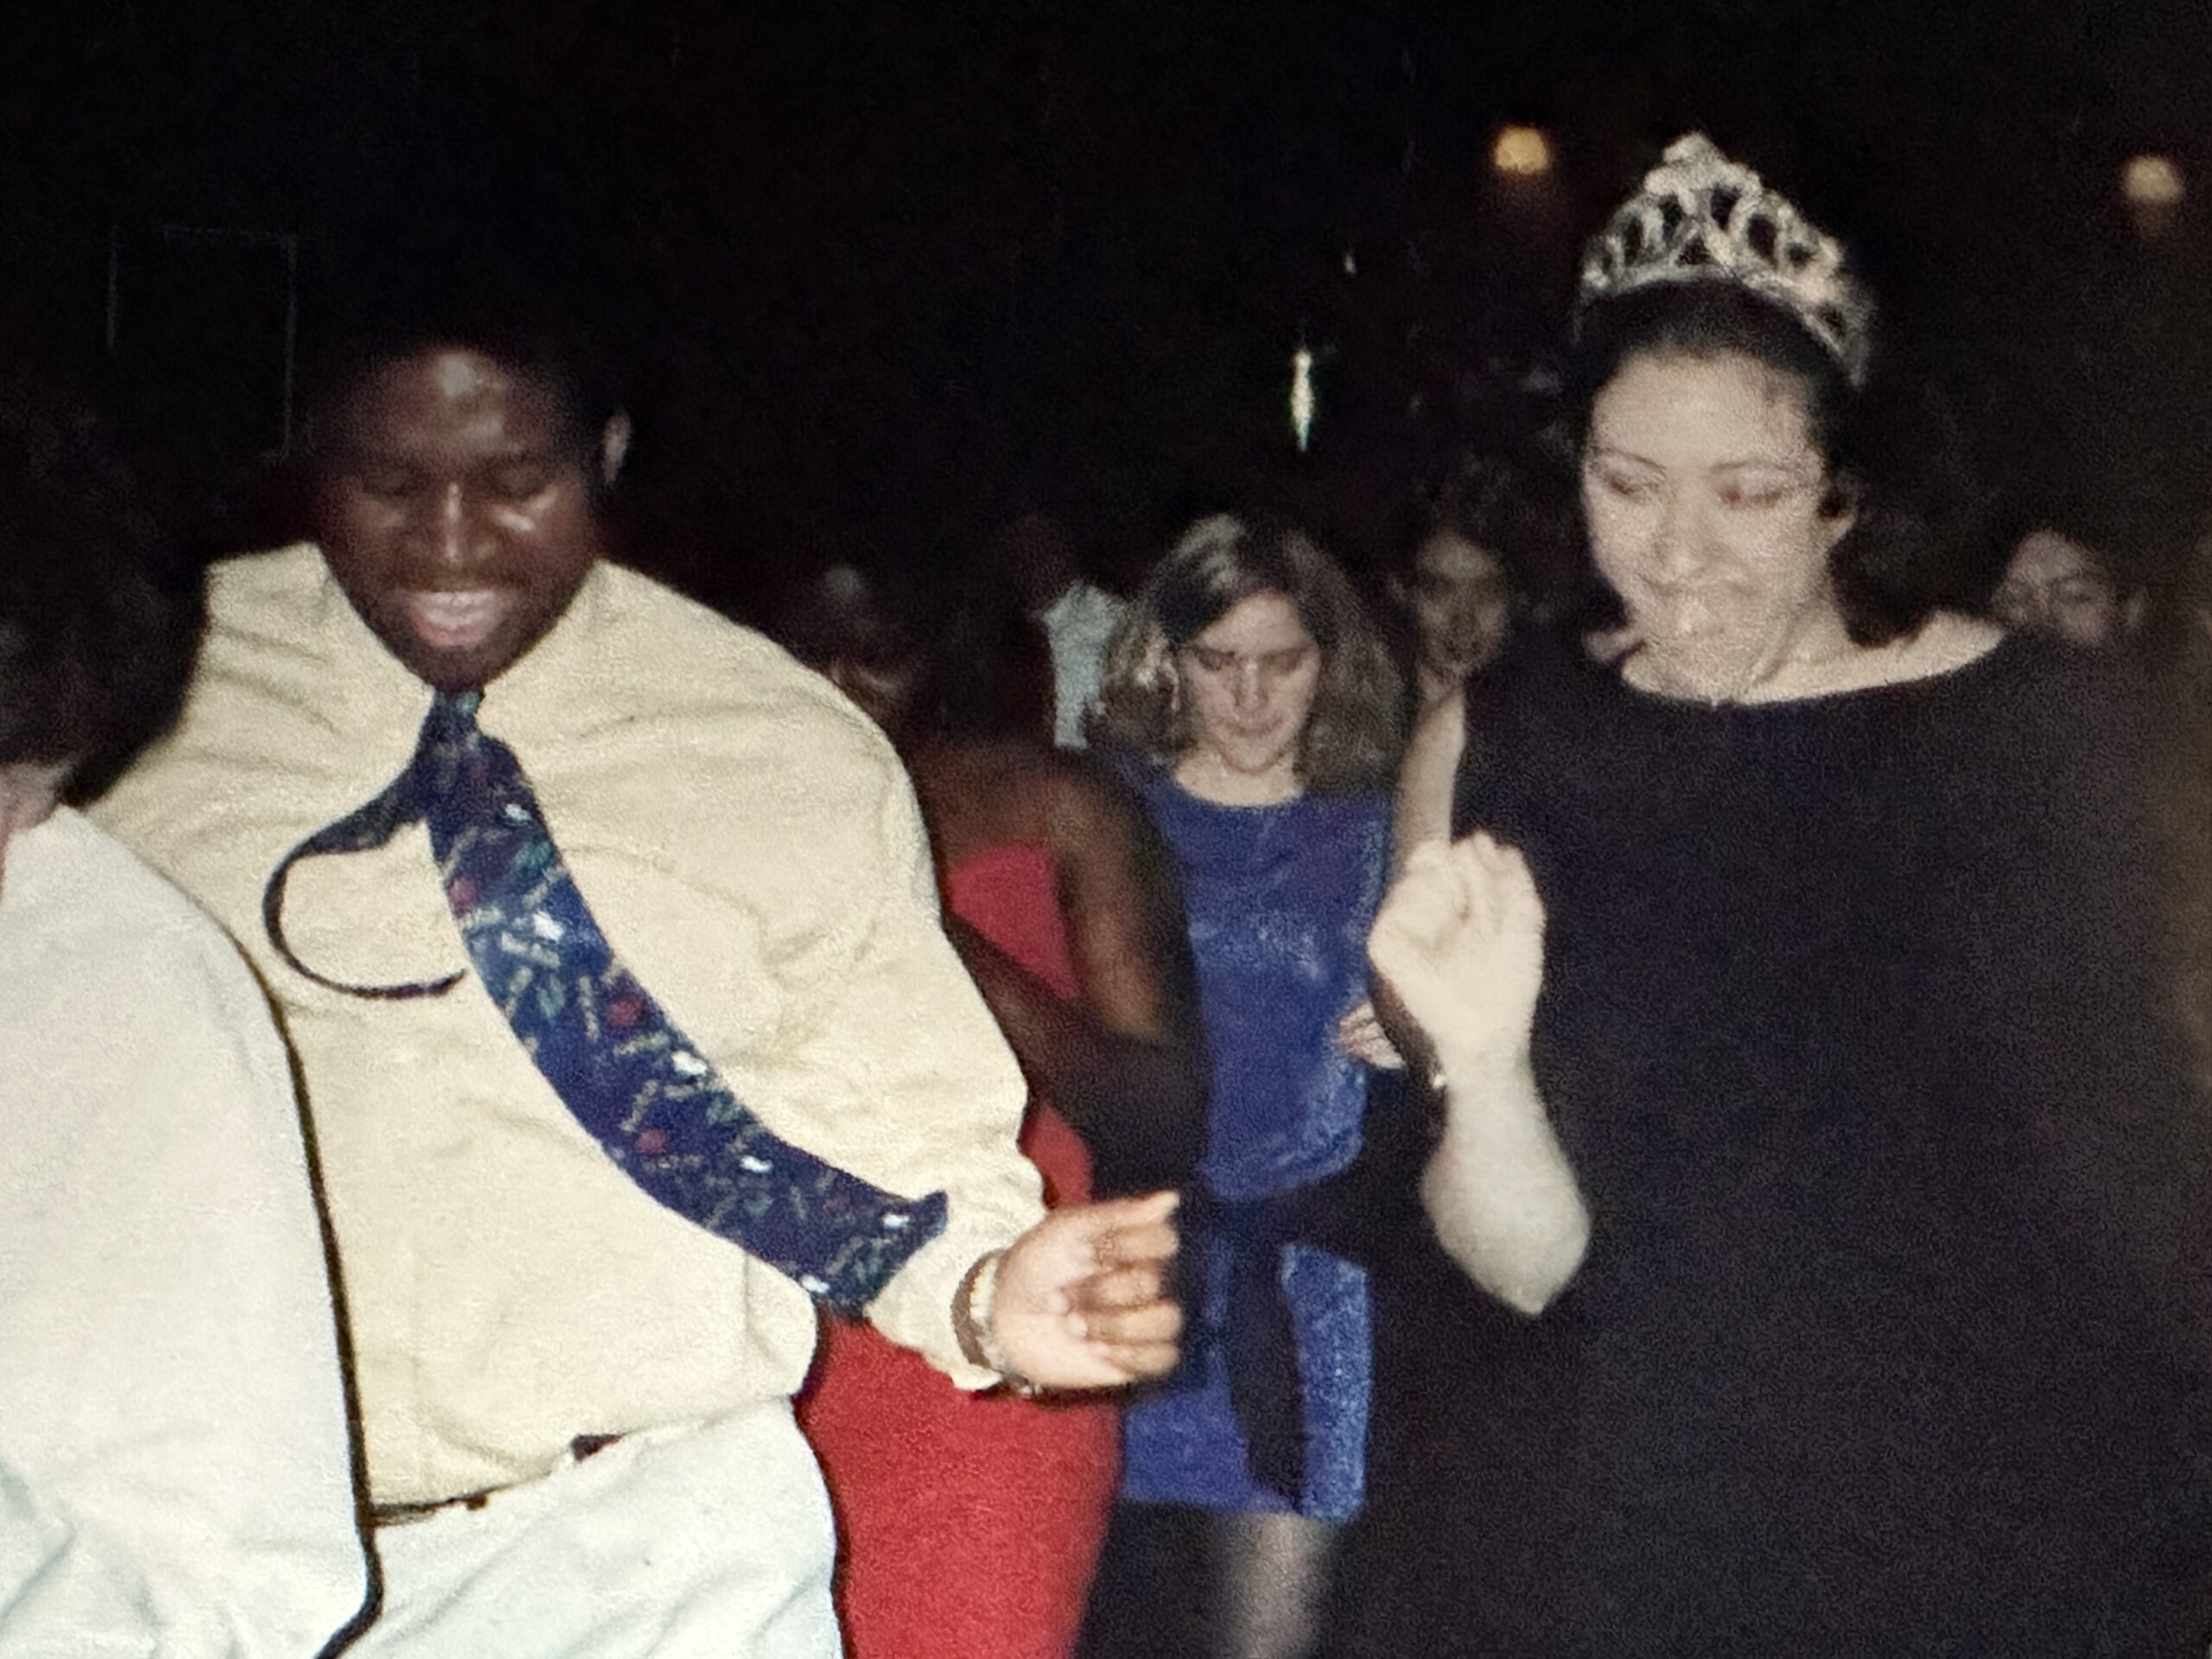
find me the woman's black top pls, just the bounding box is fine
[1325,632,2212,1657]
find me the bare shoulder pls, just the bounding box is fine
[1783,610,2006,701]
[916,736,1061,848]
[1895,610,2005,677]
[1038,748,1148,841]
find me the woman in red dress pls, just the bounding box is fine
[779,561,1205,1658]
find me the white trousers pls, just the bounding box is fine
[349,1403,841,1658]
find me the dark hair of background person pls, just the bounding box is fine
[1967,490,2141,607]
[772,551,1057,747]
[1087,512,1403,793]
[0,374,202,798]
[2143,518,2212,691]
[1383,449,1584,621]
[769,553,920,679]
[938,578,1057,742]
[1560,281,1972,648]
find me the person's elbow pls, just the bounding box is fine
[1484,1207,1590,1316]
[1419,1158,1590,1316]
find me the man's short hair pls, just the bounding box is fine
[298,249,623,467]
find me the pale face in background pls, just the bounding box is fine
[1581,349,1855,702]
[1173,589,1324,805]
[1991,531,2136,651]
[1409,530,1512,684]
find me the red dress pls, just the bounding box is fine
[796,842,1121,1658]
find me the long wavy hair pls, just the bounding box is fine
[1088,513,1402,794]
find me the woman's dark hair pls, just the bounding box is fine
[0,378,200,793]
[1408,450,1583,618]
[1088,513,1402,793]
[1450,455,1537,560]
[772,556,1053,748]
[1969,493,2137,611]
[934,581,1054,741]
[1566,281,1945,645]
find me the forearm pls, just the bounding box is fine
[1392,693,1465,869]
[1420,1042,1589,1313]
[949,917,1207,1192]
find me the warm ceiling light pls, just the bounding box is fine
[1492,125,1553,178]
[2122,154,2185,208]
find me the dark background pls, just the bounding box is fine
[2,0,2206,610]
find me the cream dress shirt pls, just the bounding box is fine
[96,547,1041,1507]
[0,808,366,1654]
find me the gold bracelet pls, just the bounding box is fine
[957,1249,1043,1396]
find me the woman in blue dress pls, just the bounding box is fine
[1083,514,1403,1659]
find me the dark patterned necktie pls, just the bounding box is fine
[263,689,947,1313]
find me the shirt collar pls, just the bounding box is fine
[305,549,614,741]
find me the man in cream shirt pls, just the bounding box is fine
[96,307,1179,1657]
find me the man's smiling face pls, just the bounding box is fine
[315,346,610,691]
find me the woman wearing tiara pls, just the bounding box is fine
[1323,136,2212,1656]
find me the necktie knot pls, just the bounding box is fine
[422,686,481,751]
[413,690,492,806]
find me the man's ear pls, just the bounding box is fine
[599,411,632,489]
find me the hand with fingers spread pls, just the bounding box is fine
[1367,832,1545,1071]
[971,1190,1183,1391]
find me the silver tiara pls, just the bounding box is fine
[1576,133,1875,388]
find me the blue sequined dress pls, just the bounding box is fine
[1112,763,1390,1522]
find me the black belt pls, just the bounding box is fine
[370,1433,626,1528]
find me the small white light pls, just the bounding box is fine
[1491,125,1553,178]
[2122,154,2185,208]
[1289,346,1316,454]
